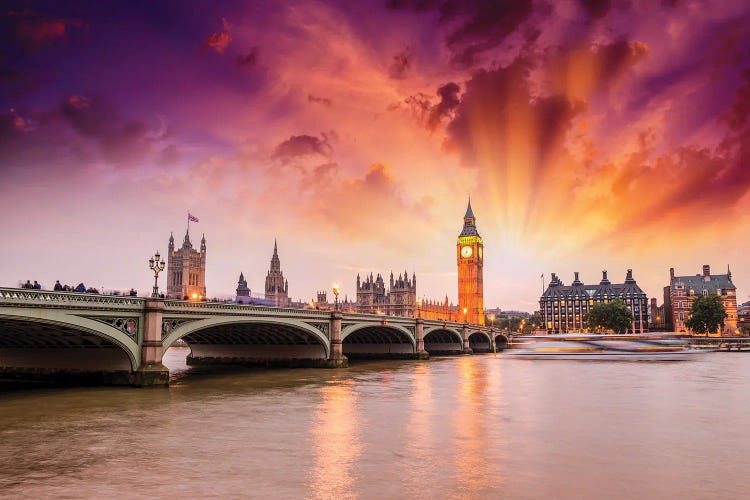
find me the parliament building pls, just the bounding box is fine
[166,230,206,300]
[354,199,482,324]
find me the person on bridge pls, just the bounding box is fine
[33,281,41,289]
[54,280,63,291]
[74,283,86,293]
[22,280,33,289]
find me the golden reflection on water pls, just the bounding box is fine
[308,380,361,500]
[404,362,433,488]
[453,356,495,496]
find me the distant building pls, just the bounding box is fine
[235,272,250,304]
[356,271,416,317]
[167,230,206,300]
[649,297,667,331]
[738,300,750,334]
[540,270,649,334]
[264,240,289,307]
[663,265,738,334]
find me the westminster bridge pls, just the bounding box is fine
[0,288,509,386]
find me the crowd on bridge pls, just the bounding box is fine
[20,280,140,297]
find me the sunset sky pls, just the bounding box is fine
[1,0,749,311]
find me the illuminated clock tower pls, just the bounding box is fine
[457,199,484,325]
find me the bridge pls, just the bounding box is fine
[0,288,508,386]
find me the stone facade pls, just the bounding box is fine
[457,199,484,325]
[421,296,459,321]
[356,271,416,317]
[540,270,649,334]
[663,265,738,334]
[264,240,289,307]
[166,231,206,300]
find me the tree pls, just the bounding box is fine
[587,299,634,334]
[685,294,727,335]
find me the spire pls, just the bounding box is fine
[273,239,278,257]
[464,197,475,219]
[169,232,174,243]
[459,196,480,237]
[201,233,206,245]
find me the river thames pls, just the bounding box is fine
[1,349,749,499]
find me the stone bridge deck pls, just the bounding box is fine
[0,288,509,386]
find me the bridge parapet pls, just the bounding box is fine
[0,288,145,311]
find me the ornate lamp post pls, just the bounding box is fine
[417,297,423,319]
[463,307,468,324]
[490,314,495,329]
[148,251,165,298]
[332,283,341,311]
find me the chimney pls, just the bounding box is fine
[702,265,710,277]
[670,267,675,280]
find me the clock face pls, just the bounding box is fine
[461,245,473,258]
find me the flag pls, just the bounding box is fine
[188,213,199,223]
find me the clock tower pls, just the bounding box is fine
[457,199,484,325]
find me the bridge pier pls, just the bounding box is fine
[415,318,429,359]
[462,324,473,354]
[132,298,169,387]
[322,310,348,368]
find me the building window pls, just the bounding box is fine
[702,290,708,296]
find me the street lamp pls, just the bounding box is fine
[463,307,468,324]
[417,297,423,318]
[148,251,165,298]
[332,283,341,310]
[490,314,495,328]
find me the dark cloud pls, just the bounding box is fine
[386,0,535,67]
[236,47,259,67]
[271,133,334,163]
[428,82,460,129]
[60,95,153,165]
[308,94,332,107]
[388,46,412,79]
[578,0,612,19]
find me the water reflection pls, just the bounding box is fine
[452,356,495,496]
[308,379,362,499]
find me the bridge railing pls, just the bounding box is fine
[0,287,145,310]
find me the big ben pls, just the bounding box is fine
[457,199,484,325]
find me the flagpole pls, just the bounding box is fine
[187,210,190,234]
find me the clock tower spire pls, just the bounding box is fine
[457,198,484,325]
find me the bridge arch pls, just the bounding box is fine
[341,323,415,358]
[423,326,463,355]
[494,333,510,350]
[0,313,140,372]
[163,317,330,364]
[468,331,492,353]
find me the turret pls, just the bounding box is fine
[201,233,206,252]
[600,270,611,285]
[168,232,174,253]
[625,269,635,284]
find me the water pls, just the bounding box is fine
[1,348,750,499]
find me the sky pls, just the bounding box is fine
[1,0,749,311]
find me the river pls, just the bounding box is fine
[1,348,749,499]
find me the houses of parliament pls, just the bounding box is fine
[166,199,486,324]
